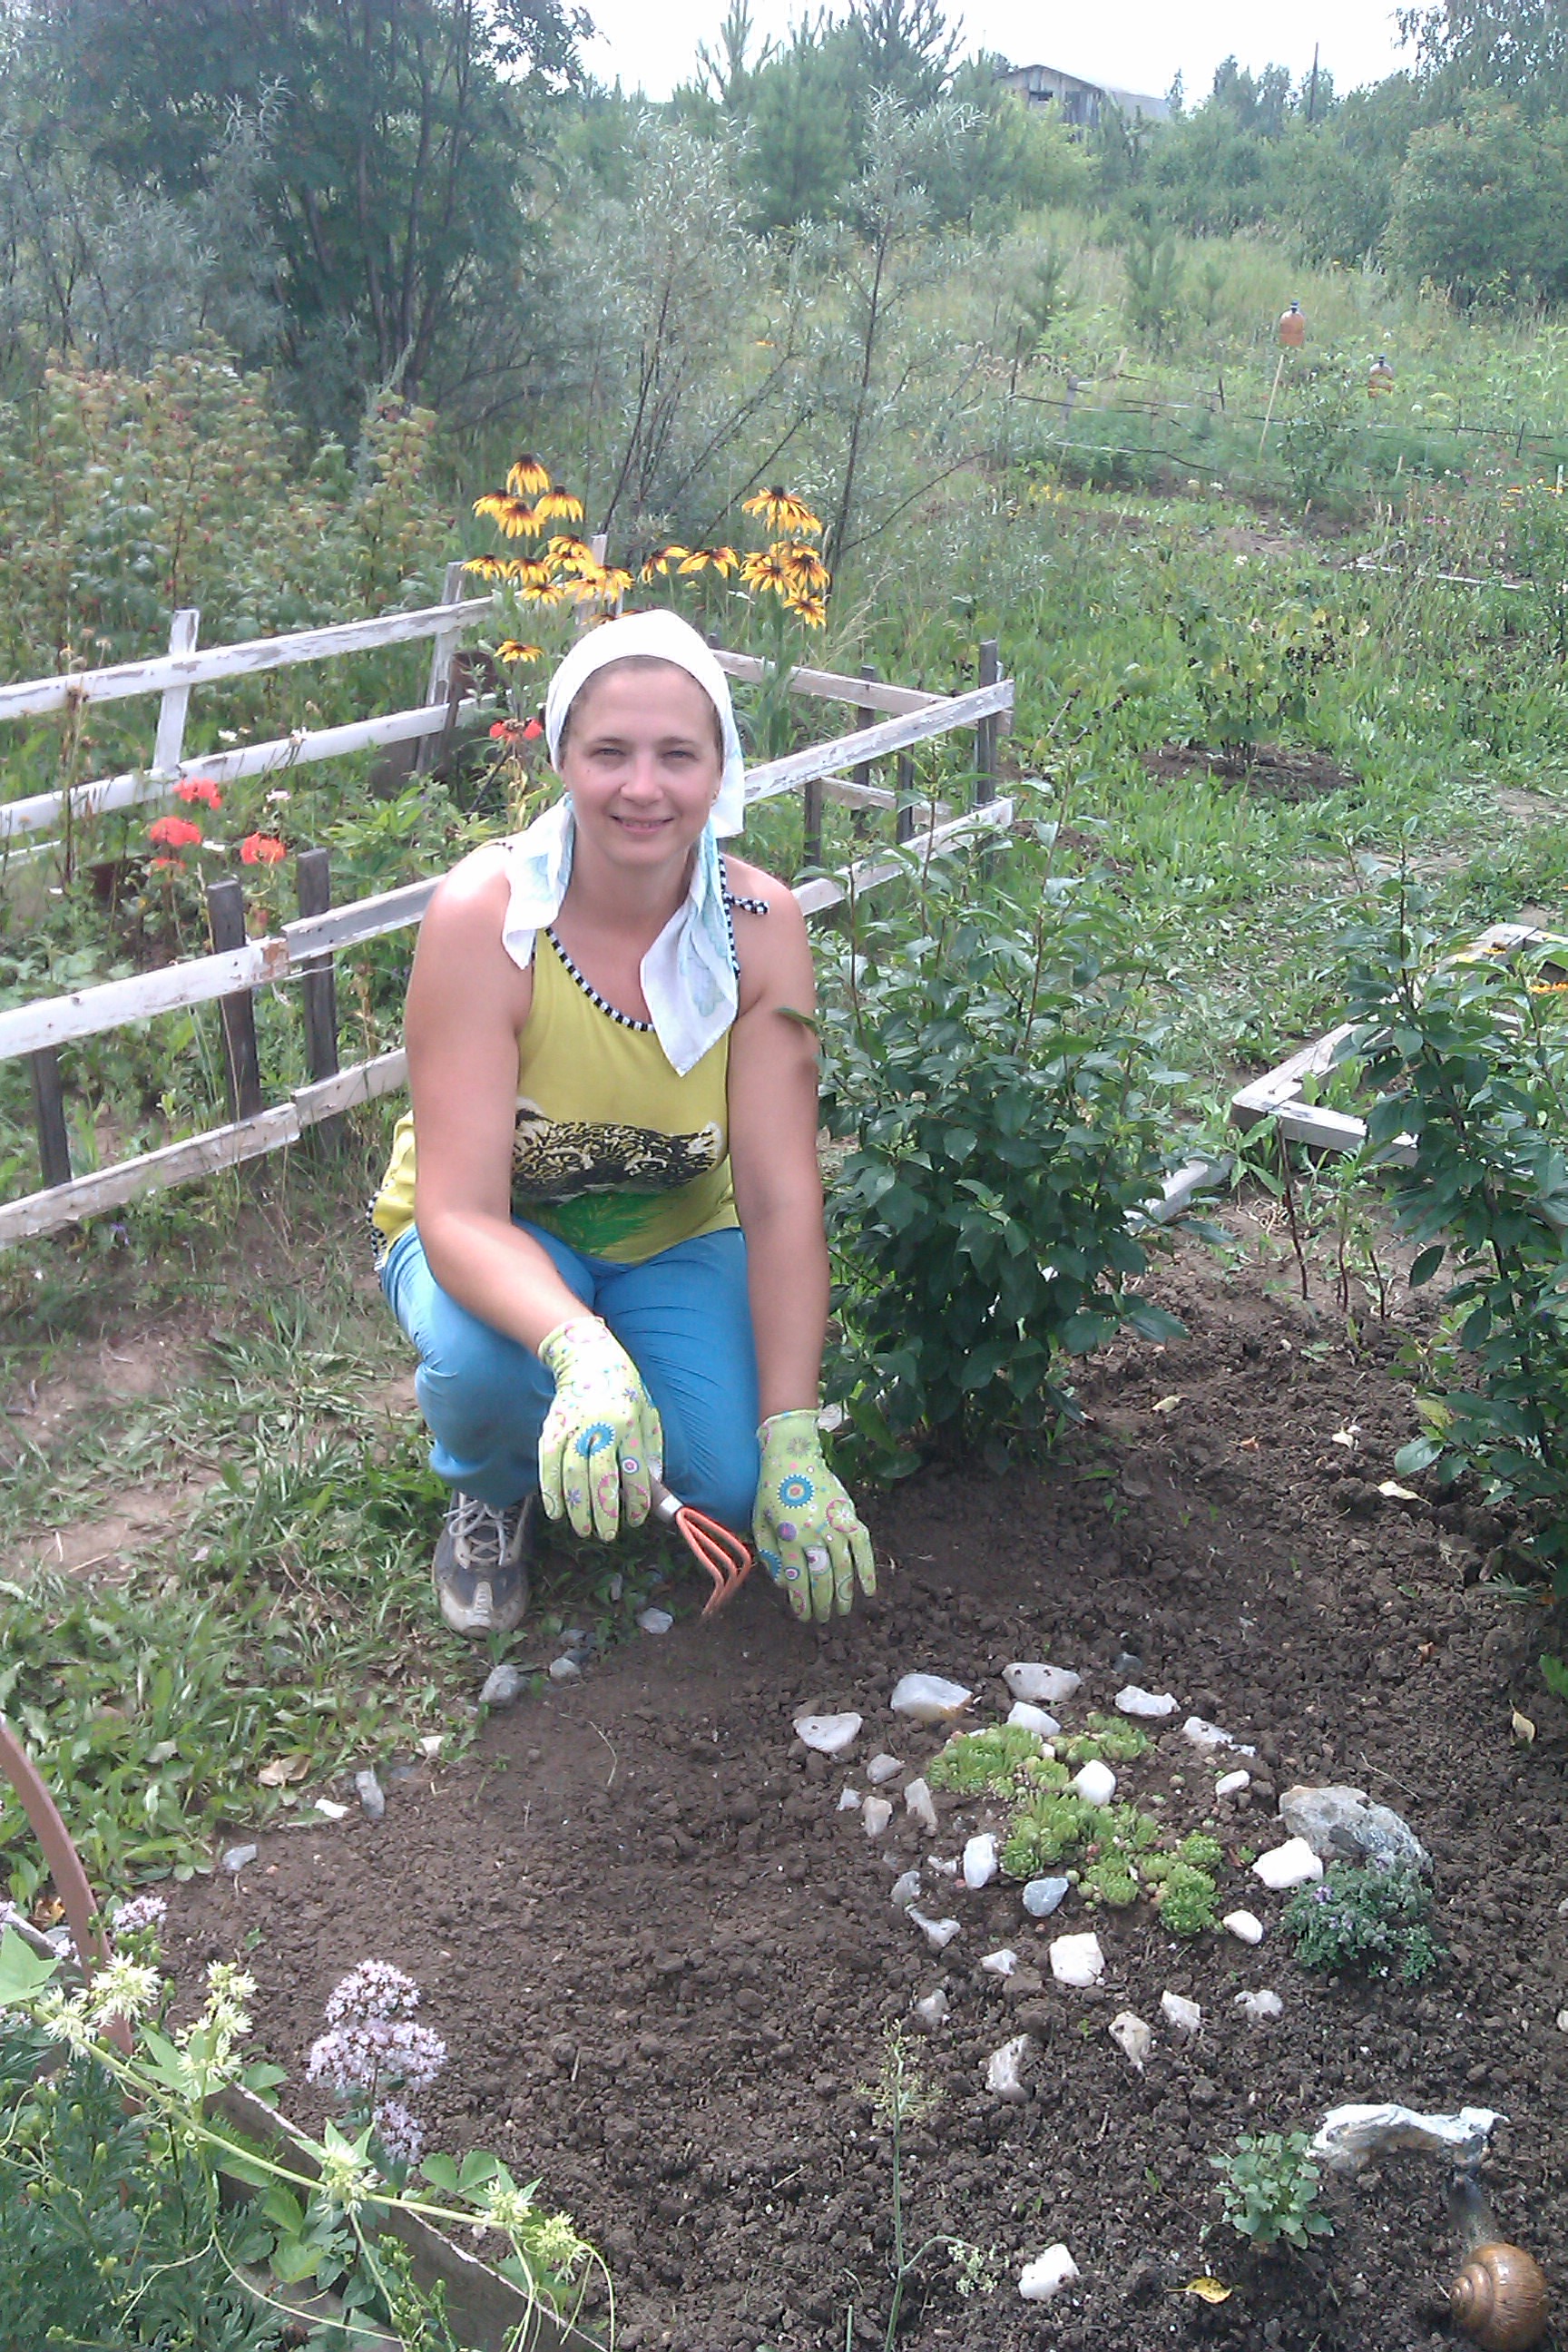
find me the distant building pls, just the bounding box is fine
[997,62,1170,129]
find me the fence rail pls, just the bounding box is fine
[0,601,1014,1247]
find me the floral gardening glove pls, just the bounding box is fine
[753,1410,877,1624]
[537,1318,662,1542]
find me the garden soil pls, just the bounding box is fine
[164,1232,1568,2352]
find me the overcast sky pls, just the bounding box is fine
[581,0,1414,105]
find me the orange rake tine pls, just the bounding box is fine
[650,1479,755,1616]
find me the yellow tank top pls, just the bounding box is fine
[370,926,738,1267]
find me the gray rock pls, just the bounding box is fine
[548,1655,582,1683]
[221,1843,259,1874]
[1023,1876,1071,1918]
[1279,1783,1430,1874]
[479,1663,525,1708]
[355,1769,387,1821]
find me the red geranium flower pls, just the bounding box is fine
[523,718,544,740]
[175,778,223,809]
[148,814,203,849]
[240,833,288,865]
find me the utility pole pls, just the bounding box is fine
[1307,42,1320,124]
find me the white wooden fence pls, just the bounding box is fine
[0,581,1014,1246]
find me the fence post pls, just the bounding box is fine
[295,848,342,1155]
[152,608,201,776]
[895,750,916,846]
[416,563,470,777]
[852,662,877,840]
[205,877,264,1122]
[975,639,999,808]
[27,1049,72,1189]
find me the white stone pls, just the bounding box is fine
[1182,1715,1255,1756]
[838,1787,862,1812]
[927,1854,958,1877]
[913,1989,949,2027]
[1235,1989,1284,2022]
[1049,1931,1104,1988]
[980,1946,1019,1976]
[355,1769,386,1822]
[794,1711,863,1758]
[418,1733,445,1757]
[1253,1838,1324,1891]
[314,1798,349,1820]
[1215,1769,1251,1798]
[1161,1992,1201,2036]
[862,1796,894,1838]
[1072,1759,1116,1807]
[221,1843,258,1873]
[1006,1701,1062,1737]
[1222,1910,1265,1945]
[638,1607,674,1635]
[891,1870,923,1910]
[1109,2011,1152,2071]
[963,1833,1000,1889]
[1004,1662,1082,1706]
[866,1752,904,1785]
[908,1908,961,1952]
[1018,2246,1079,2302]
[904,1777,938,1833]
[985,2034,1034,2101]
[547,1656,581,1683]
[1115,1685,1177,1719]
[479,1663,524,1708]
[1023,1876,1071,1918]
[889,1673,973,1723]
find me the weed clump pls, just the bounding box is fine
[1283,1860,1443,1982]
[926,1724,1044,1795]
[1001,1789,1097,1876]
[1147,1858,1220,1936]
[1056,1713,1152,1767]
[1211,2130,1334,2252]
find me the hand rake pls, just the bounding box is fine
[649,1475,753,1616]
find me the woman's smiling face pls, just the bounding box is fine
[558,658,723,871]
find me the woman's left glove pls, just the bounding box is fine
[753,1410,877,1624]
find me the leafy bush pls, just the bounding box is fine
[1176,594,1363,760]
[926,1723,1044,1794]
[1211,2130,1333,2252]
[818,847,1183,1462]
[1343,887,1568,1592]
[1283,1860,1444,1982]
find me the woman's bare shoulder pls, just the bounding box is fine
[723,854,802,923]
[422,840,514,933]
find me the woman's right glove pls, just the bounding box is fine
[537,1318,662,1542]
[753,1409,877,1624]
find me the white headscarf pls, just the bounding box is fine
[500,612,748,1076]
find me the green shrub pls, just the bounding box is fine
[926,1723,1044,1794]
[1211,2130,1333,2252]
[818,850,1184,1463]
[1056,1713,1152,1767]
[1283,1860,1443,1982]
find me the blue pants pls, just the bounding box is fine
[380,1221,760,1534]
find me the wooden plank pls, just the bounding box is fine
[744,679,1013,807]
[207,877,264,1122]
[0,598,495,726]
[295,848,341,1154]
[27,1049,72,1189]
[284,875,439,961]
[710,652,950,716]
[975,639,999,807]
[852,662,877,842]
[794,799,1014,916]
[895,750,916,846]
[0,698,483,842]
[152,609,200,772]
[0,937,289,1062]
[292,1048,407,1119]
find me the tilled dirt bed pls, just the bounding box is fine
[165,1238,1568,2352]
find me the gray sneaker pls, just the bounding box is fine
[432,1492,534,1636]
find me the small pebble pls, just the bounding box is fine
[1215,1769,1251,1798]
[985,2033,1034,2101]
[314,1798,349,1821]
[914,1988,949,2026]
[927,1854,959,1877]
[1023,1876,1071,1918]
[1223,1910,1265,1945]
[221,1844,259,1874]
[1253,1838,1323,1891]
[479,1664,524,1708]
[1073,1760,1116,1807]
[1004,1661,1082,1706]
[1109,2011,1152,2071]
[1115,1685,1177,1719]
[606,1573,623,1602]
[866,1752,904,1785]
[963,1833,1000,1890]
[1161,1991,1201,2035]
[1006,1701,1061,1737]
[638,1607,674,1635]
[794,1711,862,1757]
[890,1673,973,1722]
[355,1769,386,1822]
[904,1777,938,1833]
[838,1787,862,1812]
[980,1946,1019,1976]
[1049,1931,1104,1988]
[1018,2246,1079,2302]
[1234,1989,1284,2022]
[891,1870,923,1910]
[1182,1714,1255,1755]
[908,1908,962,1952]
[1557,2008,1568,2033]
[418,1733,445,1758]
[862,1796,894,1837]
[547,1655,581,1683]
